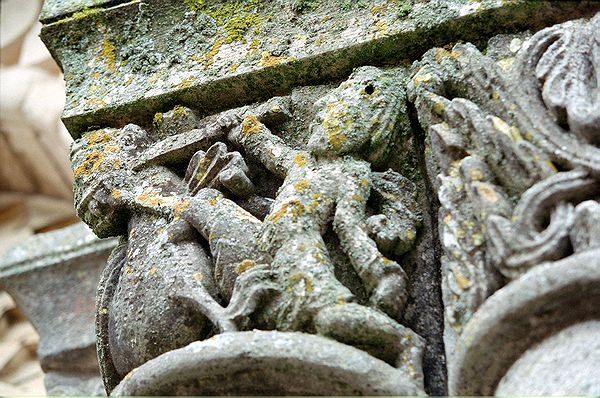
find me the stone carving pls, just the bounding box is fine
[409,13,600,395]
[71,67,426,394]
[32,0,600,394]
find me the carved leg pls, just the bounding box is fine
[181,189,271,301]
[333,174,408,321]
[314,302,424,386]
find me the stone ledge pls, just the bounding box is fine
[40,0,600,138]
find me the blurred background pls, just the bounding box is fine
[1,0,78,394]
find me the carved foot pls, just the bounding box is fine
[369,266,408,321]
[314,302,423,387]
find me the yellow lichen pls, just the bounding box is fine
[86,129,111,145]
[477,184,498,203]
[372,19,389,38]
[172,105,189,119]
[288,272,313,293]
[153,112,163,128]
[136,189,177,207]
[314,34,326,47]
[293,153,307,168]
[322,101,351,150]
[497,57,515,71]
[269,199,305,223]
[413,73,432,86]
[86,98,107,109]
[111,189,121,199]
[258,51,291,68]
[454,272,471,290]
[177,77,195,90]
[193,272,204,281]
[432,101,445,116]
[206,197,219,206]
[241,115,262,135]
[294,180,311,192]
[201,38,223,67]
[99,33,117,73]
[74,152,105,178]
[236,259,257,274]
[328,130,348,150]
[149,266,158,276]
[370,4,386,15]
[228,63,240,73]
[470,168,484,181]
[443,214,452,224]
[173,199,190,220]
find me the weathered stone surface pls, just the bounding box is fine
[40,0,599,137]
[0,222,117,395]
[112,331,424,395]
[40,0,123,23]
[39,0,600,395]
[409,12,600,395]
[71,68,429,394]
[451,252,600,395]
[495,320,600,396]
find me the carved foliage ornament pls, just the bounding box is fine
[408,12,600,393]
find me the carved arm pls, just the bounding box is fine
[332,166,408,321]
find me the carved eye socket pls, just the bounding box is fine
[364,84,375,95]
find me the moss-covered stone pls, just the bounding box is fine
[40,0,598,138]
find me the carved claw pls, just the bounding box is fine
[184,142,255,198]
[223,265,281,330]
[369,170,422,257]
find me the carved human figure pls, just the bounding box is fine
[74,67,426,391]
[201,66,425,370]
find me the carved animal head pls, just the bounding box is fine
[307,66,405,165]
[71,124,152,237]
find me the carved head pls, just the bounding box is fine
[71,124,152,237]
[307,66,405,165]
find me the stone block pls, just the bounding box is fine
[0,223,117,395]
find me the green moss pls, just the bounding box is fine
[183,0,205,11]
[293,0,320,12]
[337,0,369,11]
[396,0,413,18]
[71,6,101,20]
[185,0,267,44]
[153,112,163,128]
[172,105,188,119]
